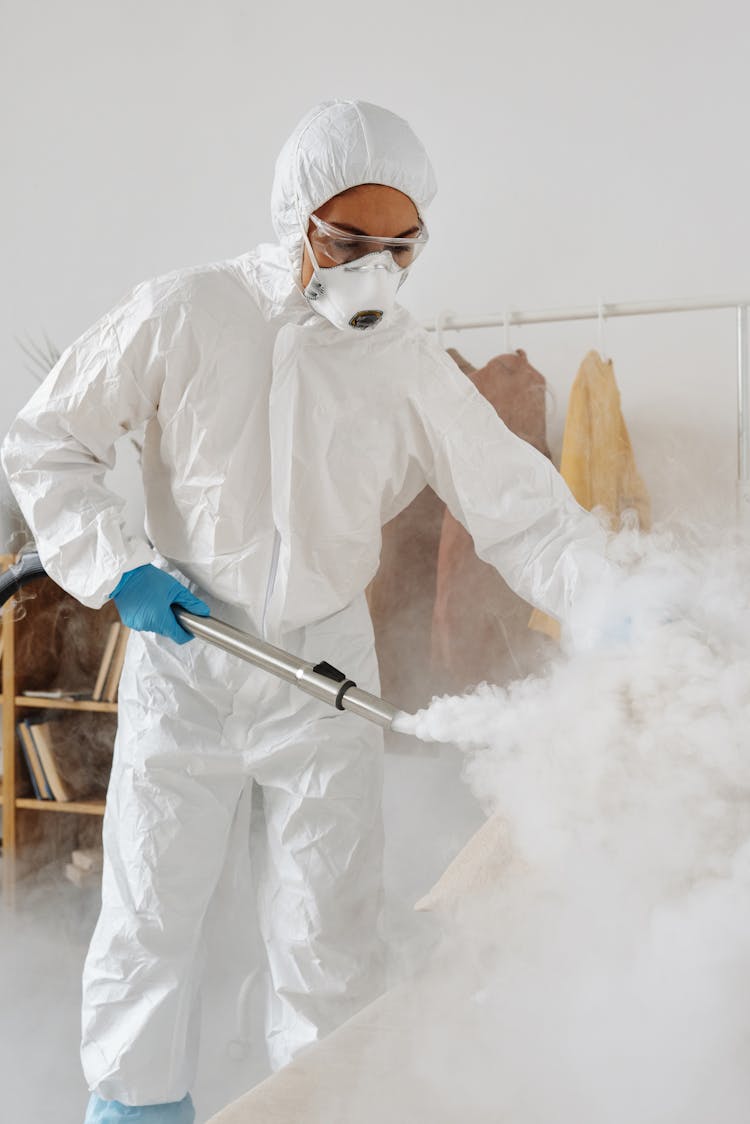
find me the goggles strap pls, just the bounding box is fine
[302,227,323,276]
[294,198,327,293]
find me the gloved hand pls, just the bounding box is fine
[110,564,210,645]
[598,614,633,648]
[566,564,683,655]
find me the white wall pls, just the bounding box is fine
[3,0,749,519]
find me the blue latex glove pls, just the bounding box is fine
[85,1093,195,1122]
[110,564,210,645]
[599,614,633,648]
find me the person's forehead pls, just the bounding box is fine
[315,184,419,234]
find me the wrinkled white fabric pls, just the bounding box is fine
[81,592,385,1103]
[1,98,612,1107]
[0,271,609,635]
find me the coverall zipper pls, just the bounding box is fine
[261,528,281,640]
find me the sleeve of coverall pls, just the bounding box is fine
[421,359,617,629]
[1,286,166,608]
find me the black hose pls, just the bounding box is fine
[0,551,48,608]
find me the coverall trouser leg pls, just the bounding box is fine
[253,707,385,1069]
[81,598,386,1106]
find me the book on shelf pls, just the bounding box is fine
[17,718,52,800]
[103,626,129,702]
[20,620,127,707]
[92,622,121,702]
[22,689,92,700]
[28,721,77,802]
[19,714,113,803]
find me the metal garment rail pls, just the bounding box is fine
[424,297,750,512]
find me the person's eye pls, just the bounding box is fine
[332,240,361,258]
[389,244,413,260]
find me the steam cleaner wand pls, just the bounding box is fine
[0,552,401,730]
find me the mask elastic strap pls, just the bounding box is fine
[302,227,323,276]
[294,198,326,296]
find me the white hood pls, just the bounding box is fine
[270,98,438,281]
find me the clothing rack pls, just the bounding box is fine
[425,297,750,511]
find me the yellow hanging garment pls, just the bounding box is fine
[529,349,651,640]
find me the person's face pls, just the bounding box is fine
[300,183,421,287]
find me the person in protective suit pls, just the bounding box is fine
[1,99,614,1123]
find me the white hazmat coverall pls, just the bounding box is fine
[1,99,610,1107]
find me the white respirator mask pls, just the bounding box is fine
[300,211,428,332]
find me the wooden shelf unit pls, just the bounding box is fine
[15,797,106,815]
[15,697,118,713]
[1,559,119,894]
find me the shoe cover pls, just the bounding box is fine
[84,1093,194,1122]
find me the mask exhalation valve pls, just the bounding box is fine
[349,309,383,330]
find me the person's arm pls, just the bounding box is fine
[418,352,617,637]
[1,281,169,608]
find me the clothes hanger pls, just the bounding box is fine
[597,296,609,362]
[504,306,512,354]
[434,310,446,350]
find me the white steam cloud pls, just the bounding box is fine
[392,522,750,1122]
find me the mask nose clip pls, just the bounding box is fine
[349,310,384,330]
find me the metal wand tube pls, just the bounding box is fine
[174,608,400,729]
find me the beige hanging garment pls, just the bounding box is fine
[367,348,554,708]
[529,349,651,640]
[430,349,553,694]
[364,350,476,711]
[365,485,446,712]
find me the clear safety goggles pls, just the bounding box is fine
[308,213,429,269]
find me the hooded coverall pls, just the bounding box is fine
[1,99,610,1113]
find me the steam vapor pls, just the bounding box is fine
[392,523,750,1122]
